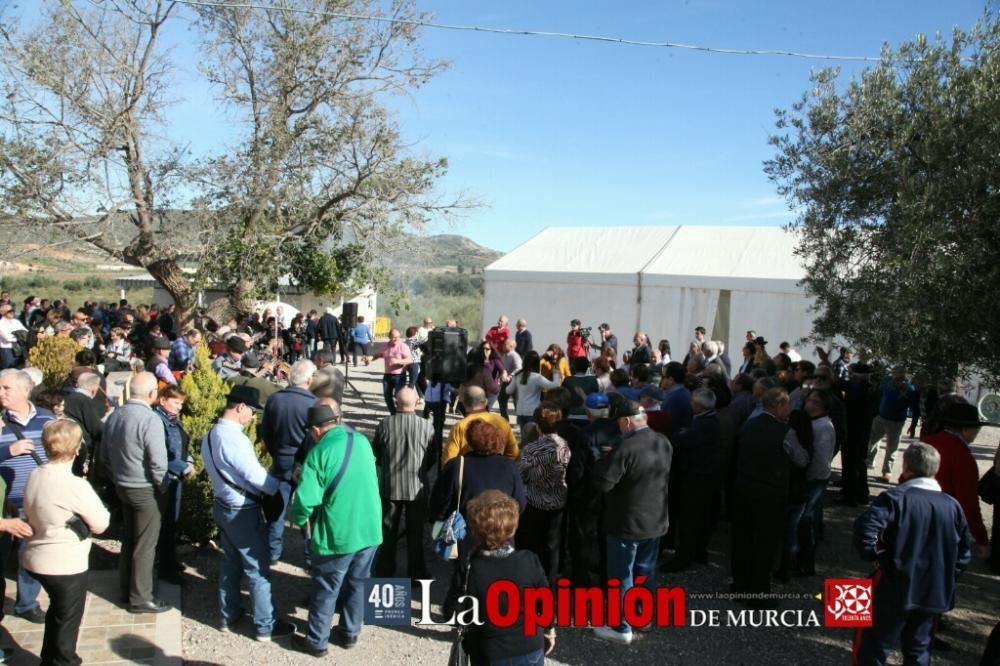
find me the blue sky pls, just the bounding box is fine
[381,1,988,251]
[22,1,989,252]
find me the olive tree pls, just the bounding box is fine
[765,17,1000,383]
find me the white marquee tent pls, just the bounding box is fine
[482,225,817,364]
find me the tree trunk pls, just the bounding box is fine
[145,258,197,330]
[230,278,258,316]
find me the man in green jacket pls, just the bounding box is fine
[290,400,382,657]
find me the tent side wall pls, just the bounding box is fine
[638,286,720,361]
[482,277,640,357]
[726,289,816,363]
[481,225,821,368]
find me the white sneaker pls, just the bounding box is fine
[592,625,633,644]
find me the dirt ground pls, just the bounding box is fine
[107,364,999,665]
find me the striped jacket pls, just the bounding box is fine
[372,411,433,501]
[0,406,54,507]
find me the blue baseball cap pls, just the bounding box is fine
[639,385,664,402]
[585,393,610,410]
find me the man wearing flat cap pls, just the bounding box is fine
[592,400,672,645]
[226,353,280,406]
[145,336,176,387]
[566,392,616,587]
[202,385,294,642]
[290,399,381,657]
[213,336,247,381]
[922,402,991,560]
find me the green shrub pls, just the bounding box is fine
[178,343,265,545]
[27,336,80,388]
[179,343,229,544]
[83,275,107,289]
[62,280,83,292]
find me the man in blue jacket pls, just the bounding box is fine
[865,366,915,483]
[659,362,692,431]
[259,360,317,562]
[853,442,971,665]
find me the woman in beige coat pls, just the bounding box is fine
[24,419,110,666]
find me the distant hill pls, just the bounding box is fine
[395,233,503,272]
[0,231,502,276]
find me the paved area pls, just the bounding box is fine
[1,571,181,665]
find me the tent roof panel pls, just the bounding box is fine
[643,226,805,281]
[484,226,677,275]
[486,225,806,288]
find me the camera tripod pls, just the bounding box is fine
[340,336,367,406]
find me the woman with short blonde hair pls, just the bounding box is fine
[24,419,111,666]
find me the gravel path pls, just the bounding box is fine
[146,365,999,665]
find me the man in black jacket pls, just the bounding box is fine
[593,400,672,645]
[63,372,104,477]
[730,388,792,608]
[514,319,533,358]
[317,308,340,356]
[663,387,721,572]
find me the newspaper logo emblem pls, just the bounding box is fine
[364,578,411,626]
[824,579,873,628]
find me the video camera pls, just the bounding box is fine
[580,326,593,341]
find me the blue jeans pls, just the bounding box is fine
[606,535,658,632]
[406,362,421,393]
[0,533,42,614]
[267,477,293,561]
[798,479,827,570]
[213,502,275,635]
[491,648,545,666]
[352,342,370,365]
[382,373,407,414]
[304,546,377,649]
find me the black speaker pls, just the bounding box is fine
[341,302,358,329]
[428,327,468,383]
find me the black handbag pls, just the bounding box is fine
[979,466,1000,505]
[447,560,471,666]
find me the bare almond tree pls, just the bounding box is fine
[0,0,202,321]
[0,0,469,324]
[192,0,469,316]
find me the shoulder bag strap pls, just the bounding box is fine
[455,455,464,514]
[455,557,472,641]
[3,415,45,467]
[205,424,262,502]
[321,431,355,504]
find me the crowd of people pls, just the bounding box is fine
[0,288,997,665]
[391,315,996,663]
[0,291,361,663]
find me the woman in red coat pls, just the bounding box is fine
[921,402,990,559]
